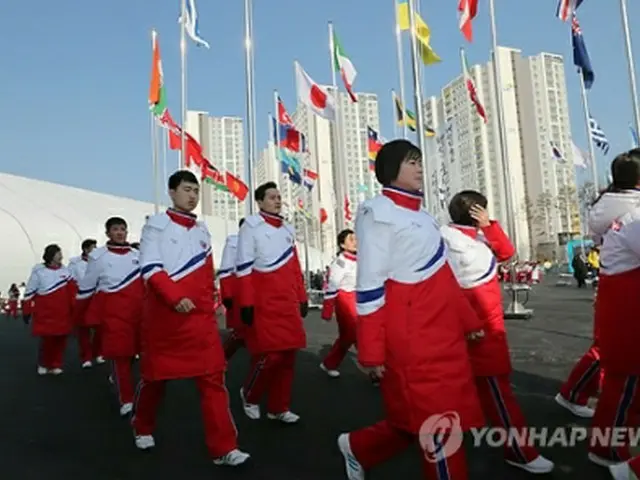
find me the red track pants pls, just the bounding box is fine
[243,350,296,414]
[321,318,356,371]
[77,326,103,363]
[475,375,539,464]
[7,300,18,318]
[349,420,469,479]
[110,357,135,405]
[559,342,603,406]
[589,374,640,462]
[132,372,238,458]
[39,336,67,369]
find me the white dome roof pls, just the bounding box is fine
[0,172,330,292]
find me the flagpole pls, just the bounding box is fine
[577,69,600,193]
[406,0,431,209]
[489,0,531,319]
[162,127,169,206]
[180,0,187,170]
[394,0,408,139]
[328,21,347,231]
[151,113,160,214]
[620,0,640,136]
[243,0,256,215]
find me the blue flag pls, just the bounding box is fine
[572,14,594,89]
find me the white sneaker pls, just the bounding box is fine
[610,461,632,480]
[506,455,554,474]
[81,361,92,369]
[338,434,365,480]
[240,388,260,420]
[50,368,63,375]
[320,363,341,378]
[213,449,250,466]
[95,356,106,364]
[37,366,48,376]
[120,403,133,417]
[135,435,155,450]
[555,393,595,418]
[267,411,300,424]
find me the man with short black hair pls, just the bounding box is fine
[235,181,307,424]
[133,170,249,466]
[69,238,102,368]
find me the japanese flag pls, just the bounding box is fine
[295,62,336,121]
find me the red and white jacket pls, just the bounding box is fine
[321,251,356,321]
[138,208,225,381]
[235,211,307,354]
[355,187,484,434]
[440,221,515,376]
[23,264,75,336]
[75,244,143,357]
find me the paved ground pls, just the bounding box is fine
[0,281,613,479]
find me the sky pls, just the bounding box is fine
[1,0,638,203]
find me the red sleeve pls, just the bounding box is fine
[481,221,515,262]
[357,308,386,367]
[456,288,485,333]
[148,272,184,307]
[292,247,308,303]
[320,297,335,320]
[219,276,234,302]
[22,298,34,316]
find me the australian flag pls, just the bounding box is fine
[572,14,594,89]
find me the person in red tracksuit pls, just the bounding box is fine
[68,238,102,368]
[319,228,357,378]
[132,170,249,466]
[235,181,308,425]
[75,217,143,417]
[337,140,485,480]
[218,218,246,360]
[441,190,554,475]
[23,244,75,375]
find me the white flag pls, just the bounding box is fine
[295,62,336,121]
[571,141,588,168]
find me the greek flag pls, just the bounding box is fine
[589,116,610,154]
[180,0,210,49]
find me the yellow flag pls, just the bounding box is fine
[397,1,441,66]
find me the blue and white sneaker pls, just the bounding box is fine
[338,433,365,480]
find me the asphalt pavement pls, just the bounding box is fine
[0,281,614,479]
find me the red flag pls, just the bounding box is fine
[458,0,478,42]
[225,172,249,201]
[344,196,352,222]
[319,207,328,224]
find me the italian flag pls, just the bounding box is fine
[333,30,357,103]
[149,30,167,117]
[461,48,486,123]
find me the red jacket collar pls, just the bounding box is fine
[167,208,197,229]
[106,242,131,255]
[342,251,357,262]
[382,186,422,211]
[260,211,283,228]
[450,223,479,239]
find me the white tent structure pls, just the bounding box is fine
[0,172,330,291]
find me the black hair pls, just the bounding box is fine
[42,244,61,265]
[448,190,488,226]
[337,229,354,252]
[81,238,97,252]
[255,181,278,202]
[374,139,422,186]
[238,218,246,228]
[105,217,127,232]
[592,149,640,205]
[168,170,199,190]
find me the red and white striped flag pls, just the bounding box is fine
[556,0,584,22]
[458,0,478,42]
